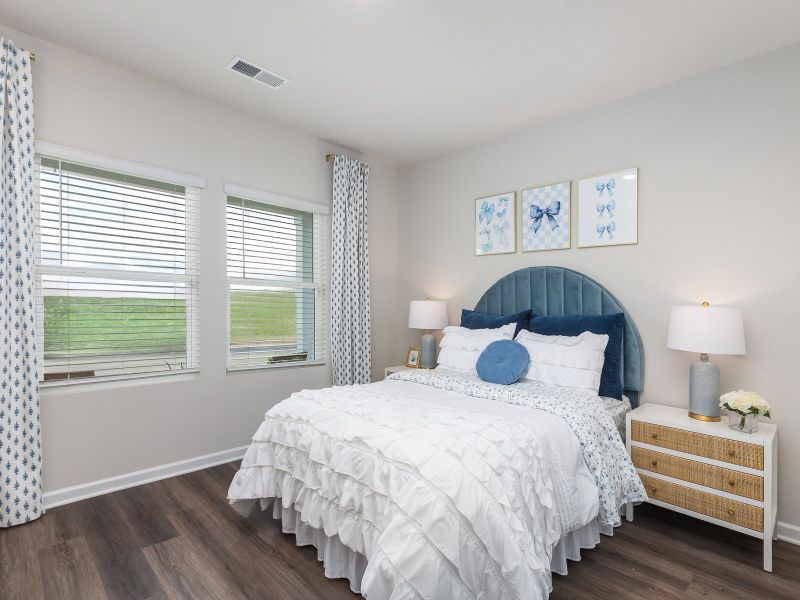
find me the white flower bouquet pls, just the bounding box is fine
[720,390,770,433]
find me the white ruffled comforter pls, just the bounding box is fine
[228,370,646,599]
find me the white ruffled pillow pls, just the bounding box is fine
[515,329,609,393]
[437,323,516,373]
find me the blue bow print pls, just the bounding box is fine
[479,227,493,253]
[596,178,616,197]
[596,221,616,239]
[494,221,510,246]
[478,201,495,225]
[529,201,561,234]
[596,198,616,217]
[497,196,509,218]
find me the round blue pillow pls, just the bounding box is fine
[476,340,530,385]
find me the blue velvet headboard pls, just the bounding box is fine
[474,266,644,406]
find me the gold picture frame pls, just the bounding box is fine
[475,191,517,256]
[521,180,571,252]
[576,167,639,248]
[405,347,421,368]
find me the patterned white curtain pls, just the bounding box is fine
[330,156,371,385]
[0,40,41,527]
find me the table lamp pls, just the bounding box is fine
[666,302,746,421]
[408,299,448,369]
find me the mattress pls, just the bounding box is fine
[229,370,645,599]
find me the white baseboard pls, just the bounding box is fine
[777,521,800,546]
[43,445,248,509]
[38,447,800,549]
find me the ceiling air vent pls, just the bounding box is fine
[225,56,288,89]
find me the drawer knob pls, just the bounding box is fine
[728,509,736,516]
[650,486,658,494]
[728,450,736,457]
[651,460,658,467]
[651,433,658,440]
[728,480,736,487]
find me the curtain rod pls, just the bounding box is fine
[325,154,336,162]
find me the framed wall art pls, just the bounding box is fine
[521,181,570,252]
[577,167,638,248]
[474,192,516,255]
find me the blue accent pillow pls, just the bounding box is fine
[460,308,532,337]
[476,340,530,385]
[530,313,625,399]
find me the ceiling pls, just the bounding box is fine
[2,1,799,165]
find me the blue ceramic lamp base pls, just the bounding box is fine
[688,353,721,422]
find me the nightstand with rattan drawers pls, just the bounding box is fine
[625,403,777,571]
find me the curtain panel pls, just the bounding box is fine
[330,156,371,385]
[0,39,41,527]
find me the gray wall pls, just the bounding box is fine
[1,24,399,493]
[5,21,798,532]
[396,45,800,527]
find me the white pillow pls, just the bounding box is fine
[515,329,609,393]
[437,323,516,372]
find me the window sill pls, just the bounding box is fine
[226,361,327,375]
[40,370,200,396]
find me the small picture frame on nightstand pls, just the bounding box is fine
[405,347,421,368]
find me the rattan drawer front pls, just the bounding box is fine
[640,474,763,531]
[633,447,764,501]
[631,421,764,470]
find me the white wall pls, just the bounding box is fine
[396,45,800,527]
[6,20,798,531]
[0,24,398,492]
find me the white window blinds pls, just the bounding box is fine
[226,194,328,370]
[35,157,200,383]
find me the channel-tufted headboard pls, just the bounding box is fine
[474,266,644,406]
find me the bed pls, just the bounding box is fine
[228,266,647,599]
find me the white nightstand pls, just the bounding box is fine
[384,365,410,379]
[626,403,777,571]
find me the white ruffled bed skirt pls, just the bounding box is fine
[272,501,614,596]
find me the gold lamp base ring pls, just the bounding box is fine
[688,411,721,422]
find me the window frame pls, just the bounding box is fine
[33,142,205,387]
[223,182,329,373]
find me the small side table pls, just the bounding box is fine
[626,403,777,571]
[384,365,410,379]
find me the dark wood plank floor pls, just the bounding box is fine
[2,462,798,599]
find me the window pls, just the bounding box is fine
[35,155,200,383]
[225,188,328,370]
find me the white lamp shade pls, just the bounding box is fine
[666,305,746,355]
[408,300,448,330]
